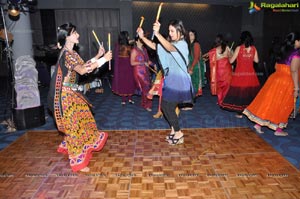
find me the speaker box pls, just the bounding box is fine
[13,105,46,130]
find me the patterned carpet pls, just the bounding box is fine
[0,77,299,170]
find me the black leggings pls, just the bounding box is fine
[161,100,180,131]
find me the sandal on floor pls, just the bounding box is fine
[254,124,264,134]
[153,111,163,118]
[165,133,175,141]
[274,131,288,136]
[168,135,184,145]
[235,114,243,119]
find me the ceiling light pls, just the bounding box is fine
[8,4,20,17]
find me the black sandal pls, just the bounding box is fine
[165,133,175,140]
[168,135,184,145]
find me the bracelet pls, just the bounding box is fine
[294,88,299,91]
[91,58,97,63]
[96,57,107,68]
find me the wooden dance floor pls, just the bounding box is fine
[0,128,299,199]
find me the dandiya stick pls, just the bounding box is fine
[108,32,111,70]
[139,16,145,28]
[136,16,145,37]
[229,42,235,51]
[92,30,101,47]
[151,3,164,40]
[155,3,163,21]
[146,64,157,75]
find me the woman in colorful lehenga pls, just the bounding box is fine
[130,36,153,111]
[243,32,300,136]
[220,31,260,118]
[137,19,193,145]
[204,34,232,105]
[47,23,112,172]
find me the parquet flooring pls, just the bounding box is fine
[0,128,299,199]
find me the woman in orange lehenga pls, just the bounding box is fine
[205,34,232,105]
[48,23,112,172]
[243,32,300,136]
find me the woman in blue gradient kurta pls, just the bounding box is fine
[137,19,193,145]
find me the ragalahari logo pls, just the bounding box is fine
[249,1,261,14]
[249,1,299,13]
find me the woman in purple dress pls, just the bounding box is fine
[112,31,136,105]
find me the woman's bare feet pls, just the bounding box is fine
[80,167,90,172]
[153,111,163,118]
[254,124,264,134]
[274,131,288,136]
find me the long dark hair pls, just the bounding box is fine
[240,31,254,47]
[57,22,76,48]
[188,29,199,53]
[214,34,227,54]
[168,19,187,41]
[118,31,129,45]
[277,31,300,62]
[188,29,199,44]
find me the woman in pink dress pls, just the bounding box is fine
[130,37,153,111]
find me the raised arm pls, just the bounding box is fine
[136,27,156,50]
[153,21,176,52]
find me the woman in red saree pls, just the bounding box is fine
[205,34,232,105]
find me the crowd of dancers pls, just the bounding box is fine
[48,19,300,172]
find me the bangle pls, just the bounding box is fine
[294,88,299,91]
[96,57,107,68]
[91,58,97,63]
